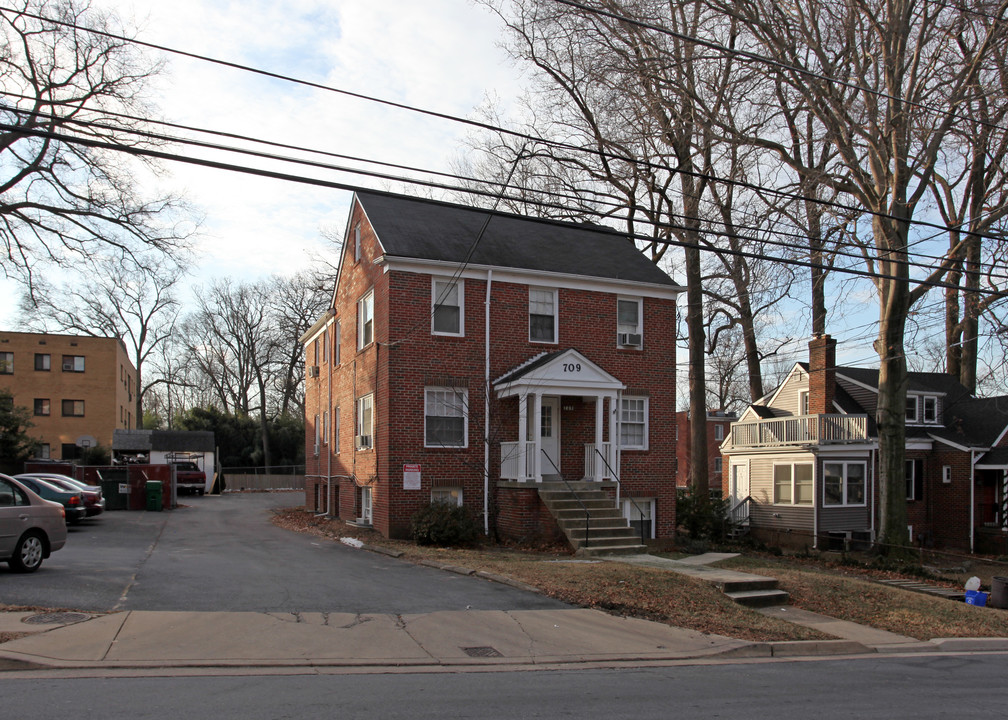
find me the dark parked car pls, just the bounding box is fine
[11,476,87,525]
[0,474,68,572]
[17,473,105,517]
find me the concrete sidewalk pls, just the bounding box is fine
[0,608,755,672]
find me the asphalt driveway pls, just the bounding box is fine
[0,492,568,614]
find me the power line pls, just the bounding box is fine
[10,117,1008,301]
[6,99,1008,288]
[5,3,1008,250]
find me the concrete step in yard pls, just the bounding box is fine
[723,587,791,607]
[876,578,964,601]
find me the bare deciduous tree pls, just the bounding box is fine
[18,248,186,428]
[0,0,194,289]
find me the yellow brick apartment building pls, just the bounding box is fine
[0,332,136,460]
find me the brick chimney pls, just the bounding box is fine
[808,334,836,415]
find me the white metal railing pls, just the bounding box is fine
[729,495,752,525]
[583,442,613,480]
[500,441,537,480]
[729,414,868,448]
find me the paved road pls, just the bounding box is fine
[0,492,568,614]
[3,654,1007,719]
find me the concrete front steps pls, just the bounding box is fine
[537,482,646,557]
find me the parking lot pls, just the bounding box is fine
[0,491,568,614]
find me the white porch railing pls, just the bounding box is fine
[583,442,613,480]
[730,414,869,449]
[500,441,537,480]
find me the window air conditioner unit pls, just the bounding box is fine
[618,332,642,347]
[308,365,320,378]
[355,435,372,449]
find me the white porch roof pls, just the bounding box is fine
[493,349,625,397]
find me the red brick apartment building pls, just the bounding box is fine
[302,191,683,550]
[0,331,136,461]
[721,335,1008,553]
[674,410,738,491]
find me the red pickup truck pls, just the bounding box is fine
[172,461,207,496]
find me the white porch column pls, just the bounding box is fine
[517,394,528,481]
[533,392,543,482]
[594,394,605,481]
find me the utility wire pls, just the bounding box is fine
[5,100,1008,286]
[5,3,1008,247]
[9,118,1008,301]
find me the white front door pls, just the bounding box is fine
[540,397,561,476]
[730,462,750,505]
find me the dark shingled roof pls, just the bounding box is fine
[355,191,681,288]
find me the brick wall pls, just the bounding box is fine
[305,197,679,541]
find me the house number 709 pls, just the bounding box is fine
[562,363,582,372]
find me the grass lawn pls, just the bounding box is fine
[273,508,1008,643]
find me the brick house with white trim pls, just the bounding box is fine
[721,335,1008,553]
[302,190,683,549]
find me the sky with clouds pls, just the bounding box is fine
[1,0,525,325]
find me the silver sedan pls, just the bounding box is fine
[0,474,68,572]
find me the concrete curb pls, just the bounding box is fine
[362,544,404,559]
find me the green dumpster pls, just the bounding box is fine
[146,480,163,512]
[101,478,128,511]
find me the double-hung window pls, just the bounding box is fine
[34,353,50,371]
[922,396,937,423]
[358,290,374,349]
[334,321,341,365]
[62,399,85,417]
[313,414,320,455]
[432,278,463,336]
[425,387,468,448]
[619,396,649,450]
[773,463,813,505]
[823,462,866,506]
[529,288,557,343]
[62,355,85,373]
[34,398,50,416]
[356,394,374,449]
[905,395,919,422]
[334,406,340,453]
[0,352,12,374]
[617,296,643,348]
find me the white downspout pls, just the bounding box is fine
[326,317,333,517]
[813,456,819,550]
[484,270,492,536]
[870,448,876,542]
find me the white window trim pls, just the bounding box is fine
[431,277,465,336]
[353,223,362,262]
[431,487,463,506]
[334,406,340,454]
[356,393,374,450]
[528,287,558,344]
[424,386,469,449]
[905,395,919,423]
[622,497,655,540]
[313,414,320,456]
[714,423,724,441]
[798,390,810,416]
[922,395,938,424]
[772,462,814,506]
[619,396,649,451]
[942,465,951,484]
[822,461,867,507]
[357,290,374,350]
[335,320,341,365]
[323,410,329,445]
[616,296,643,348]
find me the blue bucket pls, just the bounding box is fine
[965,590,988,607]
